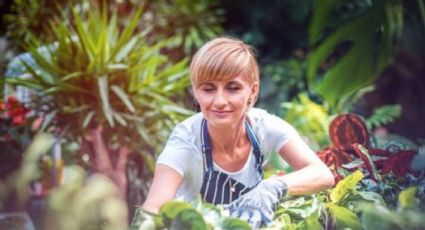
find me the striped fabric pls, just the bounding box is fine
[199,119,264,205]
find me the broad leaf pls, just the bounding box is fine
[158,201,193,227]
[326,203,362,230]
[220,218,251,230]
[170,209,207,230]
[330,170,363,203]
[360,203,397,230]
[307,0,403,107]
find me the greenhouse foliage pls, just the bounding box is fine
[1,0,424,229]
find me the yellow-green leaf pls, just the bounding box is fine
[326,203,362,230]
[399,187,417,209]
[330,170,364,203]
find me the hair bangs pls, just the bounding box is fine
[195,49,248,86]
[190,37,259,87]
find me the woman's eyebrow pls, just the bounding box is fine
[200,82,215,87]
[227,80,242,85]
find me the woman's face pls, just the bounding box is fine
[193,74,258,128]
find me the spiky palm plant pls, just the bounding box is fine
[7,4,193,201]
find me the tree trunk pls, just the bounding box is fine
[82,126,131,201]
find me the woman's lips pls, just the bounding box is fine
[210,110,231,117]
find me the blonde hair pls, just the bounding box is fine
[190,36,259,88]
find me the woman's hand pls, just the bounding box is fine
[227,176,288,228]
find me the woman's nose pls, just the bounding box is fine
[213,90,227,107]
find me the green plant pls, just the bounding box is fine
[146,0,224,58]
[307,0,404,108]
[365,104,402,131]
[6,3,193,201]
[282,93,331,151]
[3,0,73,45]
[258,58,307,116]
[129,171,425,229]
[46,165,128,230]
[0,133,53,210]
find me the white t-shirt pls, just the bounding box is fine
[156,108,299,202]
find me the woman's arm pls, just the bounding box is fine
[278,137,335,195]
[142,164,183,213]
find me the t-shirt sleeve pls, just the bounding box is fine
[156,124,198,177]
[260,111,300,154]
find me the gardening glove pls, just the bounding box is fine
[129,208,156,230]
[227,176,288,228]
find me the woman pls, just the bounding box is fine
[141,36,334,228]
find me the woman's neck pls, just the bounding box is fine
[207,119,248,157]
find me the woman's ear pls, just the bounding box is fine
[250,82,259,98]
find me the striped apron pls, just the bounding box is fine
[199,119,264,205]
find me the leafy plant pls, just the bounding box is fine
[45,165,128,230]
[366,104,402,130]
[146,0,224,58]
[0,95,42,179]
[307,0,404,108]
[282,93,330,151]
[258,58,308,116]
[0,133,53,209]
[3,0,72,45]
[129,171,425,229]
[6,3,193,202]
[130,200,250,230]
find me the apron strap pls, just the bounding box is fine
[245,121,264,176]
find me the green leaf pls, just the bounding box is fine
[366,104,402,130]
[330,170,363,203]
[82,111,95,128]
[219,218,251,230]
[356,191,386,205]
[113,112,127,126]
[40,110,57,132]
[110,8,143,61]
[159,201,192,220]
[162,105,194,116]
[170,209,207,230]
[297,209,324,230]
[114,33,141,62]
[111,85,136,113]
[97,76,114,127]
[360,203,397,230]
[72,7,94,62]
[158,201,193,227]
[308,0,340,44]
[398,187,417,209]
[326,203,362,230]
[307,1,403,108]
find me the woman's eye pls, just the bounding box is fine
[227,86,240,91]
[203,87,215,92]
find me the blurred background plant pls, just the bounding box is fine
[6,0,195,215]
[0,95,42,191]
[144,0,224,60]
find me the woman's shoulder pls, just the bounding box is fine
[248,107,295,133]
[247,107,279,124]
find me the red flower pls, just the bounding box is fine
[4,96,29,125]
